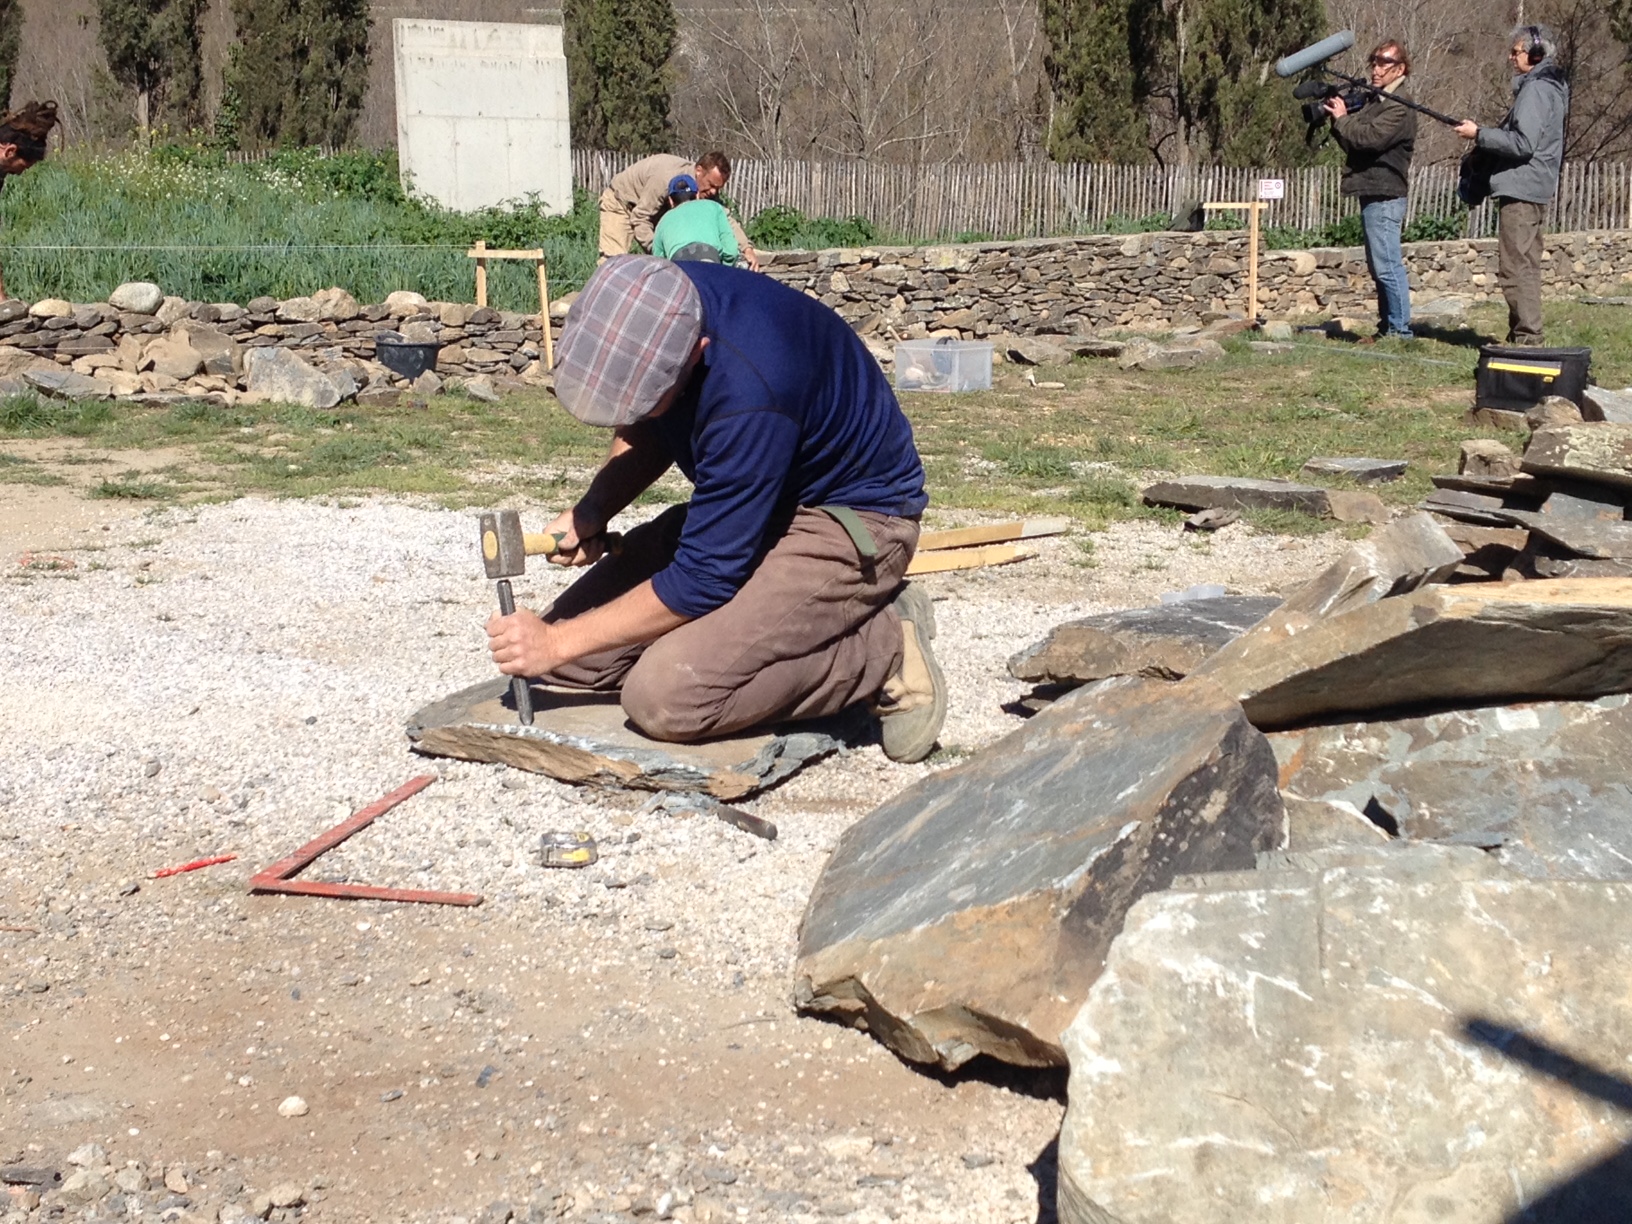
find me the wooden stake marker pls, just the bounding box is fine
[468,240,555,369]
[1201,202,1268,326]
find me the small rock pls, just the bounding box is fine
[1581,385,1632,425]
[27,298,73,319]
[66,1143,107,1167]
[1458,438,1521,481]
[219,1203,254,1224]
[961,1152,995,1169]
[380,1089,403,1102]
[1183,507,1239,532]
[1300,456,1408,484]
[165,1163,189,1193]
[463,374,501,403]
[701,1167,738,1185]
[249,1191,274,1219]
[385,290,431,315]
[276,1095,309,1118]
[114,1166,147,1193]
[118,880,140,897]
[644,919,674,932]
[1525,394,1583,431]
[411,370,443,398]
[655,946,678,960]
[267,1182,304,1208]
[155,296,191,327]
[58,1168,112,1204]
[144,759,163,777]
[109,282,164,314]
[820,1135,875,1160]
[1260,320,1294,341]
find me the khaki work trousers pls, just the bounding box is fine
[598,187,638,259]
[1497,198,1546,345]
[538,505,917,742]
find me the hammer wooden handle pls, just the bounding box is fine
[523,530,624,558]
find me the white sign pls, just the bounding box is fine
[394,19,572,214]
[1257,178,1286,200]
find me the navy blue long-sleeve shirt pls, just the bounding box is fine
[644,263,927,619]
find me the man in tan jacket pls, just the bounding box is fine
[599,151,761,270]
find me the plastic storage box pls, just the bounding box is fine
[894,339,993,393]
[1475,344,1591,412]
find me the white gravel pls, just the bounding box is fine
[0,495,1345,1224]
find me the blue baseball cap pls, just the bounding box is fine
[666,174,699,198]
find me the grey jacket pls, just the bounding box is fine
[1479,59,1568,204]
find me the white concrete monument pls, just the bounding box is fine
[394,19,572,214]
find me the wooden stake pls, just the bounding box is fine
[537,256,554,370]
[473,239,488,308]
[1202,201,1267,326]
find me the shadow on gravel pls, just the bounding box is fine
[917,1053,1069,1102]
[1027,1134,1060,1224]
[1409,321,1493,350]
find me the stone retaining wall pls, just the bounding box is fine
[761,229,1632,337]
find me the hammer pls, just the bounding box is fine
[477,510,624,725]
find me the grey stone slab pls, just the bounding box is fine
[1197,577,1632,729]
[1272,696,1632,880]
[1493,511,1632,559]
[406,678,845,801]
[21,368,112,400]
[1059,866,1632,1224]
[1300,456,1408,483]
[793,675,1282,1071]
[1582,385,1632,424]
[1524,424,1632,491]
[1143,475,1362,519]
[1007,595,1282,685]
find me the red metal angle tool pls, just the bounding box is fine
[248,774,483,906]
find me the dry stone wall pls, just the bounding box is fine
[761,229,1632,336]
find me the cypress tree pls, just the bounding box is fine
[1041,0,1151,162]
[0,0,20,112]
[564,0,675,152]
[223,0,370,149]
[97,0,208,130]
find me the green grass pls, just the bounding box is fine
[3,299,1627,529]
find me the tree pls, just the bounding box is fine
[1042,0,1152,161]
[0,0,21,113]
[96,0,207,131]
[564,0,676,152]
[223,0,370,149]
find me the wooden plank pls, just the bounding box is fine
[917,517,1071,552]
[906,544,1038,575]
[466,248,545,260]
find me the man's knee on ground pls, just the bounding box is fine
[620,653,728,743]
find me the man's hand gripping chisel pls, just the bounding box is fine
[477,510,624,725]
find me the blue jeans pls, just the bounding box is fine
[1360,196,1412,337]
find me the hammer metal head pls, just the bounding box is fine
[479,509,526,579]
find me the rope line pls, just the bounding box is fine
[0,244,492,252]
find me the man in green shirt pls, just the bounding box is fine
[651,175,742,265]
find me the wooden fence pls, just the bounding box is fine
[573,150,1632,243]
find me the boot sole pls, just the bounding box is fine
[881,582,946,764]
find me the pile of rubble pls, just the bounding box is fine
[795,480,1632,1217]
[0,282,553,408]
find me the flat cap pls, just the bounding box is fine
[554,256,704,427]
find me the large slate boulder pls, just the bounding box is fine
[793,676,1282,1071]
[1582,385,1632,424]
[1058,852,1632,1224]
[1272,695,1632,879]
[1197,577,1632,728]
[1007,595,1281,685]
[244,347,343,409]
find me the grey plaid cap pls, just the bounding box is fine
[554,256,704,427]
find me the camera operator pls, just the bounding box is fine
[1326,41,1416,342]
[1455,25,1568,347]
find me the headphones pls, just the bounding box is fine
[1521,25,1545,65]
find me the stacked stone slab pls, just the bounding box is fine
[0,283,553,404]
[759,228,1632,337]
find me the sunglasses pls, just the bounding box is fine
[1370,56,1401,66]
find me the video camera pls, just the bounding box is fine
[1292,80,1367,139]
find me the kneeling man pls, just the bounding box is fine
[485,257,945,762]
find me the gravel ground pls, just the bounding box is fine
[0,496,1346,1224]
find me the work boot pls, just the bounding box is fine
[873,581,946,764]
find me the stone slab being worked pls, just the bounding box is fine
[1300,456,1407,483]
[1197,576,1632,728]
[793,675,1282,1071]
[1058,856,1632,1224]
[1273,695,1632,879]
[406,678,846,800]
[1142,475,1387,523]
[1006,595,1282,685]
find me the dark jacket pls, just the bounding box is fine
[1332,81,1417,199]
[1480,59,1569,204]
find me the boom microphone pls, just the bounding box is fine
[1275,30,1356,78]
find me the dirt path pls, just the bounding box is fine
[0,484,1346,1224]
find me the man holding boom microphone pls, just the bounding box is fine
[1326,41,1416,342]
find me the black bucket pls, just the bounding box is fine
[374,332,441,380]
